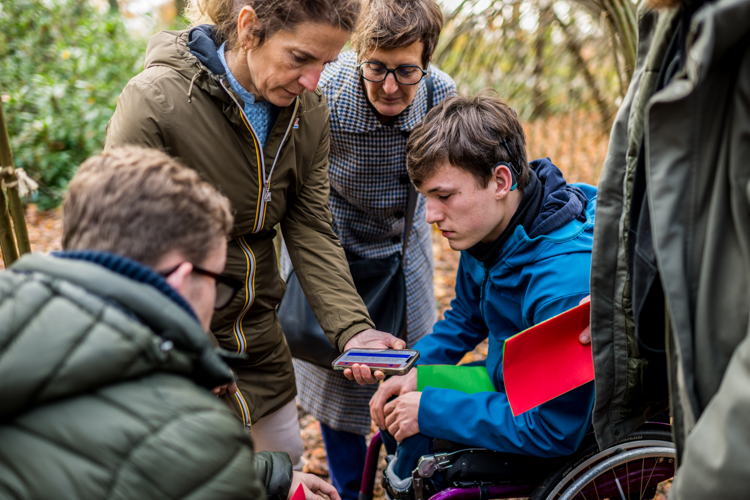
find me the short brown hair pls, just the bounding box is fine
[189,0,361,50]
[407,94,530,190]
[62,147,233,268]
[351,0,444,66]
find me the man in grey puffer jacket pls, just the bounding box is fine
[0,147,338,500]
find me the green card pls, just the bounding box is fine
[417,365,495,393]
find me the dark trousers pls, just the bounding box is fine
[320,423,367,500]
[381,430,434,479]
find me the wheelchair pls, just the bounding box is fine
[359,421,675,500]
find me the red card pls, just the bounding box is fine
[291,484,306,500]
[503,300,593,416]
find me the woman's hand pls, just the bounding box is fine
[211,381,238,397]
[343,328,406,384]
[369,368,417,428]
[289,471,340,500]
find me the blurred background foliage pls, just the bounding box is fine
[433,0,637,185]
[0,0,637,208]
[436,0,636,129]
[0,0,145,208]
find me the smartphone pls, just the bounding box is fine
[332,348,420,376]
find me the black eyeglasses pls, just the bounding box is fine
[161,264,243,310]
[358,61,428,85]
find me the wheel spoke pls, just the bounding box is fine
[615,475,627,499]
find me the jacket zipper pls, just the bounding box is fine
[219,79,299,354]
[479,265,490,321]
[220,79,299,232]
[257,99,299,231]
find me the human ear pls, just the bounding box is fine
[237,6,259,50]
[163,262,193,296]
[492,163,514,197]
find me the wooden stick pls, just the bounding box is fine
[0,99,31,260]
[0,186,19,267]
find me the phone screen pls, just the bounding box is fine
[332,349,419,374]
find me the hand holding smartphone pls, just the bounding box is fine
[332,348,419,376]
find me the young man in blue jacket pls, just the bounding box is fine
[369,94,596,485]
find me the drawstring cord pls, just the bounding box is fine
[187,69,202,103]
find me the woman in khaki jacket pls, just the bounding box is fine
[106,0,401,478]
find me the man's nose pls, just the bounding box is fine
[425,199,442,224]
[299,68,321,92]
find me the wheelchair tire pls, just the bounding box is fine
[531,425,675,500]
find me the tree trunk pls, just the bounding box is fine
[0,100,31,264]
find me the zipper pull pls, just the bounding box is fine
[262,185,272,202]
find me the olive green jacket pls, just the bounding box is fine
[105,27,373,422]
[0,253,295,499]
[590,0,750,497]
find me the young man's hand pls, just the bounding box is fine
[369,368,417,428]
[289,471,340,500]
[578,295,591,344]
[342,328,407,384]
[384,391,422,441]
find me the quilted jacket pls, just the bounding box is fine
[0,253,292,499]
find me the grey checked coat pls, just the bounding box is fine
[293,51,456,434]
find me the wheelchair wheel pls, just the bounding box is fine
[532,425,675,500]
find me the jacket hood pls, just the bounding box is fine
[144,25,223,74]
[491,158,596,269]
[143,26,231,102]
[528,157,590,237]
[0,254,235,419]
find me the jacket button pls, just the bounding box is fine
[399,174,410,184]
[394,210,405,218]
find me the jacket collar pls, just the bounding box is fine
[10,253,235,389]
[187,24,226,76]
[52,250,196,319]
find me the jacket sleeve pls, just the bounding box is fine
[281,105,374,351]
[104,75,169,151]
[670,328,750,498]
[254,451,293,500]
[413,254,487,365]
[418,271,594,456]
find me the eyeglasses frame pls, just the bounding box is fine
[358,61,428,86]
[160,263,243,311]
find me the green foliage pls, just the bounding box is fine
[0,0,145,209]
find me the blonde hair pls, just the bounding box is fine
[187,0,361,50]
[351,0,444,66]
[63,147,233,267]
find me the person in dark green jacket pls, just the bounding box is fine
[590,0,750,497]
[0,147,338,500]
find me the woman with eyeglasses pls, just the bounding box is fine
[289,1,455,498]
